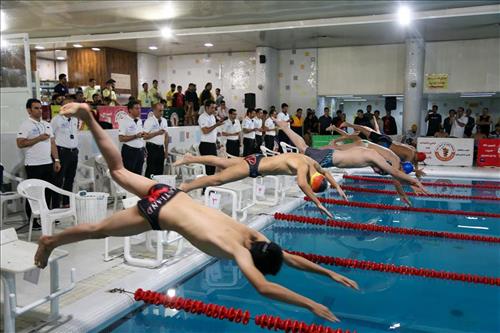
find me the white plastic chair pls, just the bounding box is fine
[1,170,27,222]
[260,145,280,157]
[280,141,299,153]
[17,179,78,241]
[151,175,176,187]
[73,163,96,192]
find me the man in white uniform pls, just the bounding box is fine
[221,108,241,156]
[17,98,61,226]
[277,102,292,151]
[51,105,80,207]
[143,102,169,179]
[254,109,264,153]
[450,107,468,138]
[119,101,145,175]
[242,109,256,156]
[198,100,224,176]
[263,109,277,151]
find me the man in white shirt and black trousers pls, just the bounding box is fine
[277,102,292,152]
[221,108,241,156]
[51,104,80,207]
[254,108,264,153]
[119,100,145,175]
[143,101,169,179]
[17,98,61,227]
[198,100,224,176]
[242,108,257,156]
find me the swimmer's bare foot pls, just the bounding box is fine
[178,182,188,191]
[60,102,91,120]
[34,235,54,269]
[173,153,194,167]
[325,124,337,132]
[274,120,288,128]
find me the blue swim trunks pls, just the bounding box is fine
[304,147,334,168]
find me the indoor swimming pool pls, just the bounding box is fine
[100,177,500,333]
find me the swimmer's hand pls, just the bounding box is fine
[309,302,340,322]
[335,185,348,201]
[411,183,428,196]
[415,169,426,179]
[318,203,333,219]
[329,272,359,290]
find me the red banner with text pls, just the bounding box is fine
[476,139,500,167]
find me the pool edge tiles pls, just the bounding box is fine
[46,196,306,333]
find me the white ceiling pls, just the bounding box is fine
[2,1,499,55]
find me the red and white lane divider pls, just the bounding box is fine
[134,288,354,333]
[305,197,500,218]
[273,213,500,244]
[343,175,500,190]
[340,185,499,202]
[286,251,500,286]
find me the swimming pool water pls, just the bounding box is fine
[103,177,500,333]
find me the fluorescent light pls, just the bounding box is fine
[73,44,83,48]
[397,6,412,26]
[0,39,9,49]
[457,225,489,230]
[148,46,158,50]
[327,95,353,98]
[56,56,65,60]
[91,47,101,51]
[382,94,404,97]
[344,99,367,102]
[460,92,495,98]
[204,42,214,47]
[161,27,174,39]
[1,10,6,32]
[34,45,45,50]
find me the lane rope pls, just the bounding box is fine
[305,197,500,218]
[341,185,499,202]
[286,251,500,286]
[274,213,500,244]
[343,175,500,190]
[133,288,354,333]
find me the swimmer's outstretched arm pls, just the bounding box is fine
[296,165,334,219]
[233,248,340,322]
[313,162,348,201]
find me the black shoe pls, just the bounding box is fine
[32,222,42,231]
[55,220,61,225]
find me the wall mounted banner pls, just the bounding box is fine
[417,137,474,166]
[476,139,500,167]
[426,73,448,89]
[97,106,128,129]
[110,73,131,90]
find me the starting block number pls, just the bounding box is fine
[208,192,222,209]
[256,184,266,198]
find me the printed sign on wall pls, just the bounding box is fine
[417,137,474,166]
[476,139,500,167]
[110,73,131,90]
[97,106,128,129]
[426,73,448,89]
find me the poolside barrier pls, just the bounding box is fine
[343,175,500,190]
[134,288,354,333]
[340,185,499,201]
[286,251,500,286]
[304,197,500,218]
[273,213,500,243]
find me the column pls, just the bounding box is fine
[255,46,279,109]
[403,38,425,134]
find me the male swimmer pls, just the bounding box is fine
[34,102,358,322]
[173,152,347,218]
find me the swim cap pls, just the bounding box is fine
[416,152,427,162]
[310,172,328,192]
[249,241,283,275]
[402,161,414,174]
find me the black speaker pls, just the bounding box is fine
[385,97,397,111]
[259,55,266,64]
[244,93,256,109]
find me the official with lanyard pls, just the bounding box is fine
[143,101,169,179]
[51,104,80,207]
[119,100,145,175]
[221,108,241,157]
[17,98,61,225]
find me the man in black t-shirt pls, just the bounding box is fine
[443,109,456,135]
[54,73,69,96]
[331,110,343,128]
[425,105,442,136]
[363,105,374,129]
[317,107,333,134]
[464,108,475,138]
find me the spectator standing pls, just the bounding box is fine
[215,88,224,106]
[402,124,418,147]
[382,109,397,135]
[118,101,145,175]
[277,103,291,150]
[434,124,449,138]
[477,107,492,135]
[353,109,365,126]
[17,98,61,226]
[450,107,468,138]
[172,85,184,109]
[53,74,69,96]
[363,104,374,129]
[372,110,384,133]
[490,123,500,138]
[263,109,277,151]
[242,108,257,156]
[216,100,228,121]
[221,108,241,157]
[51,103,80,207]
[254,109,264,152]
[184,83,198,125]
[165,83,176,108]
[303,108,318,146]
[425,105,442,136]
[150,80,162,105]
[331,110,343,128]
[83,78,99,102]
[199,82,214,106]
[464,108,475,138]
[291,108,304,137]
[318,107,333,135]
[102,79,118,106]
[138,82,153,108]
[198,100,223,176]
[143,102,169,179]
[443,109,456,135]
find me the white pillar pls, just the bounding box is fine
[255,47,279,109]
[403,38,425,134]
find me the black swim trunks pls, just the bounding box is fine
[368,131,393,148]
[137,183,180,230]
[304,147,334,168]
[244,154,265,178]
